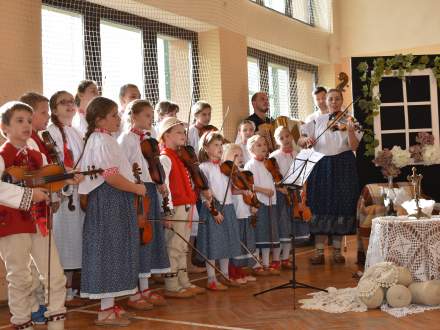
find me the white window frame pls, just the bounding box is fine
[268,62,290,117]
[247,57,260,114]
[373,69,439,155]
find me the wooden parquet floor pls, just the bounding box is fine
[0,237,439,329]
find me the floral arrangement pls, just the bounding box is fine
[373,133,440,177]
[409,132,440,165]
[373,146,410,178]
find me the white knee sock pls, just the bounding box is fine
[206,260,216,282]
[100,297,114,311]
[139,277,149,292]
[272,247,281,262]
[252,248,261,268]
[219,258,229,278]
[281,242,291,260]
[333,235,342,250]
[262,248,270,267]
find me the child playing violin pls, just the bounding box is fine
[244,135,280,276]
[47,91,85,306]
[78,97,146,326]
[20,91,59,323]
[0,101,69,330]
[270,127,311,264]
[187,101,213,151]
[118,99,170,308]
[196,131,242,290]
[158,117,205,298]
[222,143,257,283]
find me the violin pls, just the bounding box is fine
[291,183,312,222]
[197,124,218,138]
[176,145,219,216]
[41,131,76,211]
[328,111,362,133]
[139,138,172,216]
[263,157,283,185]
[219,160,260,209]
[2,164,102,191]
[132,163,153,245]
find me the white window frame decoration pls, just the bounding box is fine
[373,69,440,164]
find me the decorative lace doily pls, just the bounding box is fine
[299,287,367,313]
[365,216,440,282]
[299,287,440,318]
[381,303,440,318]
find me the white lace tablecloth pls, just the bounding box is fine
[365,216,440,281]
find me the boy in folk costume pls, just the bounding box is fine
[158,117,206,298]
[0,101,70,330]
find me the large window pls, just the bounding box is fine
[251,0,332,31]
[268,63,289,117]
[100,20,144,103]
[373,69,439,152]
[42,6,85,97]
[264,0,285,13]
[296,69,316,119]
[157,36,192,111]
[247,57,260,113]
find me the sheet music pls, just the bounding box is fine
[283,149,325,186]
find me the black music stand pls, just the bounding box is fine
[254,152,326,306]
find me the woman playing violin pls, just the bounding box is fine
[298,89,362,265]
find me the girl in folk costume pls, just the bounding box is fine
[158,117,206,298]
[236,119,255,164]
[47,91,85,306]
[78,97,146,326]
[222,143,257,283]
[119,84,141,115]
[0,102,69,330]
[117,99,170,308]
[196,131,242,290]
[269,126,307,270]
[72,80,99,137]
[298,89,362,265]
[187,101,213,151]
[244,135,280,276]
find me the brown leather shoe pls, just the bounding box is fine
[163,288,195,299]
[185,285,206,295]
[309,254,325,265]
[333,254,346,264]
[126,298,154,311]
[218,276,241,287]
[252,267,270,276]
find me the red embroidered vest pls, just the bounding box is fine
[0,143,44,237]
[161,148,197,206]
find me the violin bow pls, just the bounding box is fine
[47,185,53,306]
[169,227,229,281]
[185,96,193,144]
[220,155,237,212]
[219,106,230,134]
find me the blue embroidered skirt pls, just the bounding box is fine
[81,183,139,299]
[306,151,359,235]
[139,183,170,276]
[255,204,280,249]
[197,204,241,260]
[231,217,256,267]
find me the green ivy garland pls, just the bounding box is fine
[356,54,440,156]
